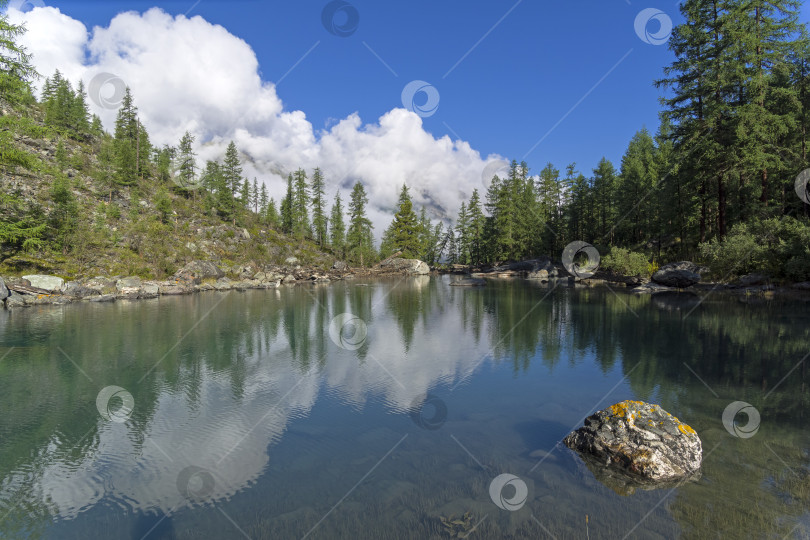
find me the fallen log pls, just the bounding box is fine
[8,283,53,296]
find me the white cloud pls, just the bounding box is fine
[9,6,505,238]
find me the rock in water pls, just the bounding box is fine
[0,277,9,301]
[563,400,702,485]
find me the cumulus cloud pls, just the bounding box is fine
[9,6,505,238]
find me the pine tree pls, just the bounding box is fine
[310,167,328,247]
[292,168,310,240]
[251,178,259,213]
[465,190,485,265]
[222,141,242,197]
[281,174,294,234]
[266,198,280,229]
[347,182,374,266]
[176,131,197,191]
[456,201,470,264]
[71,79,90,135]
[0,4,37,104]
[259,183,268,214]
[389,184,420,257]
[112,87,139,186]
[240,178,250,209]
[330,190,346,258]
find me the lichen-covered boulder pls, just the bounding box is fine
[563,400,702,485]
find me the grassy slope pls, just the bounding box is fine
[0,98,336,279]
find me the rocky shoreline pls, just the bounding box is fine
[0,257,431,310]
[448,258,810,298]
[3,255,808,310]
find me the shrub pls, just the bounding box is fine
[699,217,810,281]
[601,247,651,277]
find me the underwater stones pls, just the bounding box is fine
[563,400,702,485]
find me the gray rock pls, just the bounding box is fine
[141,283,160,298]
[285,256,299,265]
[379,258,430,275]
[22,274,65,292]
[214,277,233,291]
[737,273,769,287]
[791,282,810,290]
[87,294,116,303]
[564,400,702,487]
[174,260,224,283]
[62,281,100,298]
[85,277,117,295]
[0,277,9,301]
[652,262,701,288]
[282,274,296,284]
[158,284,192,295]
[632,282,676,294]
[527,269,549,280]
[116,277,142,296]
[332,260,349,272]
[4,292,26,308]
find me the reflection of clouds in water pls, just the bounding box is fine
[33,281,493,517]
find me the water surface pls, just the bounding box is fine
[0,277,808,539]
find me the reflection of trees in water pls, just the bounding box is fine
[1,284,808,537]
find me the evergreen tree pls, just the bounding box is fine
[266,197,280,229]
[466,189,485,265]
[176,131,197,191]
[222,141,242,196]
[456,201,469,264]
[329,190,346,258]
[347,182,374,266]
[112,87,139,186]
[251,178,259,213]
[281,174,294,234]
[259,183,268,214]
[240,178,250,209]
[292,168,310,240]
[0,3,37,104]
[389,184,420,257]
[310,167,328,247]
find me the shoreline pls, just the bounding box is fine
[3,257,809,311]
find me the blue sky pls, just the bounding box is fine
[12,0,810,229]
[39,0,700,175]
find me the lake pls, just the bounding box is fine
[0,276,808,539]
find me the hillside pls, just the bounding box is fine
[0,95,339,280]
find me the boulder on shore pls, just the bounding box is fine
[379,258,430,275]
[652,261,702,288]
[563,400,702,489]
[173,260,224,284]
[22,274,64,293]
[0,277,9,301]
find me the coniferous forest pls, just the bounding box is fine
[1,0,810,281]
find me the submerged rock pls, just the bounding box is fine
[450,278,487,287]
[563,400,702,486]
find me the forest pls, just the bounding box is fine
[1,0,810,280]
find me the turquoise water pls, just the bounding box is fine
[0,276,808,539]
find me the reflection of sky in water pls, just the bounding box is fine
[0,278,808,539]
[24,278,502,518]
